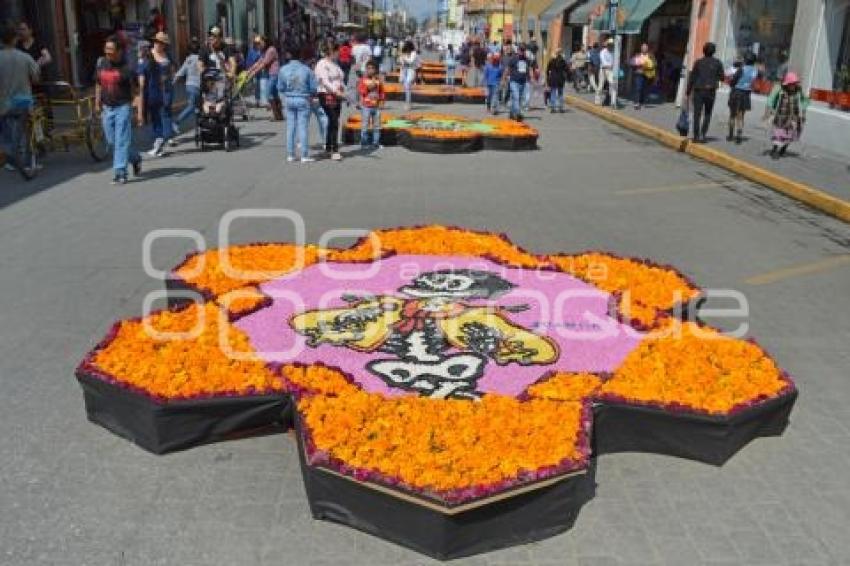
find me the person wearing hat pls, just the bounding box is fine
[138,31,175,156]
[595,38,615,106]
[199,26,236,78]
[766,71,808,159]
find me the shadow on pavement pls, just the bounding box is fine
[134,166,204,181]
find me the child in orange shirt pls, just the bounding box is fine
[357,60,385,148]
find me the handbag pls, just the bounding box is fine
[676,108,690,136]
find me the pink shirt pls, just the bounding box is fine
[315,58,345,94]
[258,46,280,76]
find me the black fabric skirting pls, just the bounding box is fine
[483,136,539,151]
[401,134,482,153]
[296,420,596,560]
[592,390,797,465]
[77,372,291,454]
[728,88,752,113]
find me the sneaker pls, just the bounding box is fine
[286,156,295,162]
[300,157,315,163]
[3,163,16,172]
[131,156,142,177]
[331,152,342,161]
[372,144,383,150]
[147,138,164,157]
[172,123,180,135]
[111,175,127,185]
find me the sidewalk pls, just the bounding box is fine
[568,91,850,205]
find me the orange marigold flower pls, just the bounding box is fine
[526,373,603,402]
[89,304,282,399]
[299,392,586,493]
[600,322,790,415]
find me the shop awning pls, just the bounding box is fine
[567,0,605,25]
[540,0,582,23]
[592,0,666,34]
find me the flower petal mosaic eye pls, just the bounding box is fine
[75,226,797,560]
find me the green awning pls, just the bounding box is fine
[592,0,666,34]
[567,0,605,25]
[540,0,582,22]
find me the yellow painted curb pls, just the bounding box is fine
[566,95,850,224]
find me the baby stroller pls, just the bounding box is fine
[195,68,240,152]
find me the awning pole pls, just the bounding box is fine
[609,0,620,108]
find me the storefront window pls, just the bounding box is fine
[725,0,798,81]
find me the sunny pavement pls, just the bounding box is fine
[1,95,849,566]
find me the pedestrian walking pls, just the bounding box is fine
[173,38,201,134]
[400,41,419,110]
[1,20,40,173]
[93,35,142,184]
[507,45,530,121]
[685,42,724,143]
[138,31,175,156]
[316,42,346,161]
[766,72,808,160]
[246,35,281,118]
[630,43,656,109]
[484,53,502,114]
[595,39,615,106]
[278,47,318,163]
[469,40,487,88]
[16,20,54,135]
[357,60,385,149]
[727,52,757,144]
[372,39,384,71]
[570,46,590,92]
[546,48,568,113]
[245,38,263,105]
[444,44,457,86]
[588,42,600,93]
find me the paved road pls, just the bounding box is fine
[2,98,849,566]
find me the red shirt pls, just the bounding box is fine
[357,76,385,108]
[339,45,352,65]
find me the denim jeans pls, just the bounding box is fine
[486,85,499,112]
[633,74,647,106]
[0,110,27,165]
[102,104,139,176]
[259,76,270,106]
[310,99,328,141]
[175,86,200,126]
[360,106,381,146]
[147,94,173,141]
[549,86,564,110]
[403,80,413,107]
[446,65,456,85]
[285,97,310,158]
[509,81,526,118]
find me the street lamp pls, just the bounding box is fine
[608,0,620,108]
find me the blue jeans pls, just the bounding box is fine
[633,74,647,106]
[310,100,328,141]
[0,110,28,166]
[147,93,173,141]
[446,65,456,85]
[549,86,564,110]
[175,86,200,126]
[285,97,310,158]
[509,81,526,118]
[102,104,139,176]
[486,85,499,112]
[360,106,381,146]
